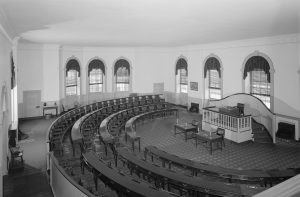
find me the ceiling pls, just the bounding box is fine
[0,0,299,47]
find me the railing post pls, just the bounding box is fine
[237,118,240,133]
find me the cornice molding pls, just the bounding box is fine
[0,6,14,43]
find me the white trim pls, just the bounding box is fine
[0,7,13,43]
[112,57,132,93]
[254,174,300,197]
[0,23,13,44]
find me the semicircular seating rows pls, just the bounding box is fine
[48,94,300,197]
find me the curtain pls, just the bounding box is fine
[88,59,105,76]
[243,56,270,82]
[204,57,221,78]
[66,59,80,77]
[175,58,188,75]
[114,59,130,75]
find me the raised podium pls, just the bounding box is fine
[202,105,252,143]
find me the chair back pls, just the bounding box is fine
[216,128,225,135]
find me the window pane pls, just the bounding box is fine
[66,70,78,86]
[209,88,221,100]
[116,67,130,91]
[89,69,103,84]
[208,69,221,99]
[90,84,103,93]
[180,84,188,93]
[209,70,220,88]
[66,70,79,95]
[250,70,270,108]
[116,83,129,92]
[66,86,77,96]
[176,68,188,93]
[180,69,187,84]
[89,68,103,92]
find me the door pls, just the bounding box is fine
[23,90,42,118]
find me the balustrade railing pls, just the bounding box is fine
[202,107,252,133]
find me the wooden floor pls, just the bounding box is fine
[3,118,54,197]
[138,109,300,169]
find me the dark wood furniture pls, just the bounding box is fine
[144,146,300,187]
[118,148,264,196]
[83,152,173,197]
[194,131,223,154]
[174,123,197,141]
[43,105,58,116]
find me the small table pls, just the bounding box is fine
[195,131,222,155]
[43,106,58,116]
[174,123,197,141]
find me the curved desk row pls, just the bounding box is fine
[48,94,165,197]
[83,151,174,197]
[144,146,300,187]
[125,108,179,151]
[99,103,171,154]
[69,94,166,150]
[118,148,264,197]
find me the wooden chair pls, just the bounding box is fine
[216,128,225,147]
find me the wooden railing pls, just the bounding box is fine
[202,107,252,133]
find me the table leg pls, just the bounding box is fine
[138,139,140,152]
[132,141,134,152]
[185,131,187,141]
[210,141,213,155]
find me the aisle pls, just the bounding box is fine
[3,118,55,197]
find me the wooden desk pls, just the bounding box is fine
[194,131,222,155]
[118,148,264,196]
[126,132,141,152]
[83,152,172,197]
[174,123,197,141]
[43,106,58,116]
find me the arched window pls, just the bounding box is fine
[204,57,221,100]
[175,58,188,93]
[114,59,130,92]
[244,56,271,108]
[65,59,80,96]
[88,59,105,93]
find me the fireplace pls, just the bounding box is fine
[189,102,199,113]
[276,122,295,140]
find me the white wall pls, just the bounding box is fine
[0,24,13,195]
[42,45,60,102]
[17,33,300,119]
[17,43,60,117]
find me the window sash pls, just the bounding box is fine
[66,70,80,96]
[89,68,104,92]
[208,70,220,89]
[116,67,130,91]
[250,70,271,108]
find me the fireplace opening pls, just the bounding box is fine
[189,102,199,113]
[276,122,295,140]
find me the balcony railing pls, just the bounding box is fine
[202,106,252,133]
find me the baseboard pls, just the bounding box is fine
[19,116,44,122]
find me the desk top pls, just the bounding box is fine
[43,105,58,109]
[145,146,299,179]
[83,152,173,197]
[118,148,263,196]
[195,131,221,140]
[175,123,197,130]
